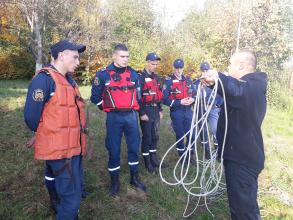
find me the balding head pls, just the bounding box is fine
[229,49,257,79]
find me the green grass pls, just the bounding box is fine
[0,80,292,219]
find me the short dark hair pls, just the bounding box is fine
[113,43,128,53]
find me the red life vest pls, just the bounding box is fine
[34,67,86,160]
[102,69,140,112]
[169,79,191,100]
[141,76,163,104]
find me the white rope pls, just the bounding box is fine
[159,75,228,218]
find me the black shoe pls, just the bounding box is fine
[143,155,156,174]
[109,174,120,197]
[130,171,147,192]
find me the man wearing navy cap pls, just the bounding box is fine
[24,39,87,219]
[138,52,164,173]
[163,59,196,163]
[195,62,223,159]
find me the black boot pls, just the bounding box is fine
[143,155,156,173]
[109,173,120,197]
[130,171,147,192]
[150,152,160,167]
[150,152,167,168]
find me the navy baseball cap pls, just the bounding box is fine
[173,59,184,69]
[200,62,210,71]
[50,40,86,58]
[146,52,161,61]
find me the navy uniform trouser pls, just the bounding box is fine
[140,106,160,156]
[224,160,262,220]
[198,106,220,150]
[46,155,83,220]
[45,156,85,209]
[170,107,195,156]
[106,110,140,175]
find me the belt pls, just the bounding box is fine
[142,103,157,107]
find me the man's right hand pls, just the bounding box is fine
[180,97,192,106]
[26,134,36,148]
[140,114,149,121]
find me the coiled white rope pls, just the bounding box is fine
[159,74,228,218]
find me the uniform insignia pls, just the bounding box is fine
[94,77,100,86]
[32,89,44,102]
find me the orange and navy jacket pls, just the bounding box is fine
[90,63,141,112]
[162,74,196,111]
[138,69,163,116]
[24,66,86,160]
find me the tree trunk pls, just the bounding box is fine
[34,11,43,73]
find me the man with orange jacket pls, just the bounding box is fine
[24,40,86,220]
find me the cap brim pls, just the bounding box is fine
[68,44,86,53]
[76,45,86,53]
[146,57,161,61]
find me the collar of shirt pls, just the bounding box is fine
[172,74,186,81]
[143,69,154,78]
[108,62,127,74]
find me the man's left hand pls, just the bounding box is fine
[26,134,36,148]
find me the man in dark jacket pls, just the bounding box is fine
[201,49,267,220]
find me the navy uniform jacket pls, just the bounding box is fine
[90,63,141,109]
[162,74,196,111]
[216,72,267,172]
[138,69,163,116]
[24,65,77,132]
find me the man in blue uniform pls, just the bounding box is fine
[91,44,147,197]
[138,52,164,173]
[163,59,196,163]
[24,39,87,219]
[201,49,267,220]
[195,62,223,159]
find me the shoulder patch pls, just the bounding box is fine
[93,76,100,86]
[32,89,44,102]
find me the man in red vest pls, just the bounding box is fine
[91,44,147,197]
[138,52,164,173]
[24,40,86,219]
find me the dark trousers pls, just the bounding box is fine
[224,160,262,220]
[45,156,85,210]
[170,108,195,156]
[46,155,83,220]
[105,111,140,175]
[140,106,160,156]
